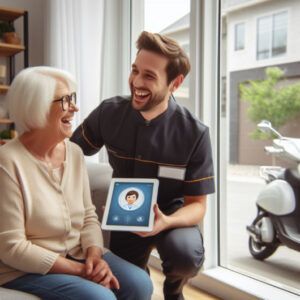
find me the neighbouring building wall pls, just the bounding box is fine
[224,0,300,164]
[226,0,300,72]
[229,61,300,165]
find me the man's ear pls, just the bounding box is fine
[170,74,184,93]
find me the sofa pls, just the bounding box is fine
[0,162,113,300]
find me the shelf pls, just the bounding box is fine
[0,84,9,93]
[0,118,13,124]
[0,6,28,139]
[0,139,11,145]
[0,6,25,21]
[0,42,25,56]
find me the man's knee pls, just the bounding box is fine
[157,227,205,277]
[164,246,204,277]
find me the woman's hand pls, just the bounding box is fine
[48,256,85,276]
[85,246,120,290]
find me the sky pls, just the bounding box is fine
[144,0,190,33]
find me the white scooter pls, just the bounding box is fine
[246,120,300,260]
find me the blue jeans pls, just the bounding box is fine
[111,226,204,300]
[3,252,153,300]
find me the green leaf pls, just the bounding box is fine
[240,67,300,139]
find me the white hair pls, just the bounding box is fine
[6,66,76,134]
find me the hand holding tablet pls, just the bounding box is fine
[101,178,159,232]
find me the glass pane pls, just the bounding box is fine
[221,0,300,295]
[144,0,191,111]
[235,23,245,50]
[272,11,287,57]
[257,16,271,60]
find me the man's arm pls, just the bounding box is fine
[136,195,206,237]
[70,105,104,155]
[167,195,206,227]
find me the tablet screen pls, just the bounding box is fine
[107,182,154,227]
[102,178,158,231]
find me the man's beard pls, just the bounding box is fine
[130,89,168,112]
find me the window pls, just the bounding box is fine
[221,0,299,297]
[234,22,245,50]
[131,0,299,299]
[257,11,287,60]
[142,0,192,112]
[176,43,190,101]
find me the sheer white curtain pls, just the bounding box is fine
[43,0,131,162]
[44,0,104,125]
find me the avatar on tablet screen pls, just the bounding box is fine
[105,182,154,227]
[119,189,144,211]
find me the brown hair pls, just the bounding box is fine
[126,190,139,199]
[136,31,190,84]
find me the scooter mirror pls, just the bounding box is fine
[257,120,282,138]
[258,120,272,132]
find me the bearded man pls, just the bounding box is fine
[71,31,215,300]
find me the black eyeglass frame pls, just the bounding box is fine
[52,92,77,111]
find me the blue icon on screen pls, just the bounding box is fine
[112,215,119,222]
[137,216,144,222]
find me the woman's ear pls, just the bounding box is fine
[170,74,184,92]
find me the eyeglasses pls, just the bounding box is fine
[52,92,77,111]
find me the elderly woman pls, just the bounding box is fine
[0,67,153,300]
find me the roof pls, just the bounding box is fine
[160,13,189,34]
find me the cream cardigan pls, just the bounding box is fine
[0,138,104,285]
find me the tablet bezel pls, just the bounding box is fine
[101,178,159,232]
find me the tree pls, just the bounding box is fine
[240,67,300,139]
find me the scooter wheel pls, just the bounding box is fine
[248,214,278,260]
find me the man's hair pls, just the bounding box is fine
[6,66,76,134]
[136,31,190,84]
[126,190,139,199]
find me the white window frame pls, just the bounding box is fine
[234,22,245,51]
[130,1,298,299]
[256,10,288,61]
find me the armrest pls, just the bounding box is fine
[86,161,113,192]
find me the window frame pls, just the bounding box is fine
[234,22,245,51]
[256,10,288,61]
[130,1,298,299]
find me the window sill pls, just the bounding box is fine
[192,267,299,300]
[149,254,299,300]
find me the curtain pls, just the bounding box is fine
[44,0,131,162]
[44,0,104,124]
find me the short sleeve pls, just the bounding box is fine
[183,127,215,196]
[71,104,104,155]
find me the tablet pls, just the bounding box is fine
[101,178,159,232]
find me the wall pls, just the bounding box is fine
[0,0,45,134]
[0,0,45,69]
[226,0,300,72]
[229,61,300,164]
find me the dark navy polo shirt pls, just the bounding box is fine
[71,96,215,212]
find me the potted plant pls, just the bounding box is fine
[0,21,21,45]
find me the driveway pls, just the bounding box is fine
[226,169,300,295]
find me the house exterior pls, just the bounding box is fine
[224,0,300,164]
[161,0,300,165]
